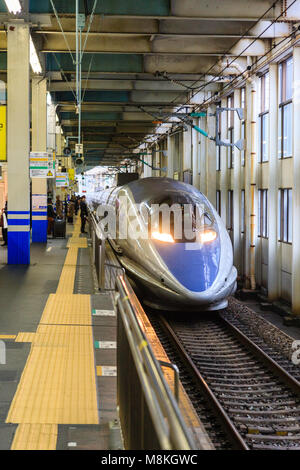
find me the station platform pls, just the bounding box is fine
[0,218,122,450]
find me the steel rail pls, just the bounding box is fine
[158,315,250,450]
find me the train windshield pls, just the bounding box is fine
[144,191,217,244]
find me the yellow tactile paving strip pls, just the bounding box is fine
[40,294,91,325]
[0,335,16,340]
[8,217,99,450]
[11,424,58,451]
[67,237,88,248]
[15,333,36,343]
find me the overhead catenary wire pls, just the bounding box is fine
[49,0,75,64]
[81,0,99,59]
[155,1,281,93]
[149,0,299,146]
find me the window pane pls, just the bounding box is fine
[258,190,261,236]
[286,57,293,101]
[283,103,292,157]
[288,189,292,243]
[263,190,268,237]
[283,189,288,242]
[241,190,245,233]
[241,122,245,166]
[278,190,281,239]
[241,88,245,109]
[278,107,282,158]
[265,73,269,111]
[279,63,283,102]
[262,113,269,162]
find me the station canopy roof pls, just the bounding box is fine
[0,0,297,168]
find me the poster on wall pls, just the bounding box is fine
[32,194,47,211]
[0,106,6,162]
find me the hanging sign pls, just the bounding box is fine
[56,172,69,188]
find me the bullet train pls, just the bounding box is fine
[88,177,237,311]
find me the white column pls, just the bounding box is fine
[220,98,228,225]
[167,135,174,178]
[268,63,280,301]
[32,77,48,243]
[292,47,300,314]
[192,124,200,189]
[7,22,30,264]
[233,89,241,273]
[183,126,192,179]
[243,81,253,288]
[206,105,216,205]
[199,114,207,194]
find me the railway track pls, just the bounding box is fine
[155,313,300,450]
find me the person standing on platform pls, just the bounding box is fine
[56,195,63,219]
[80,195,88,234]
[1,201,7,246]
[75,195,80,216]
[47,198,55,236]
[67,197,75,224]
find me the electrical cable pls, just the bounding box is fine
[148,0,299,146]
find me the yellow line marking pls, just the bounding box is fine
[15,333,36,343]
[8,216,99,449]
[11,424,58,450]
[96,366,102,376]
[40,294,91,325]
[138,340,148,352]
[0,335,16,339]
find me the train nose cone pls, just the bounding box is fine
[153,240,220,292]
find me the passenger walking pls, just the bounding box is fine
[1,201,7,246]
[80,195,88,234]
[47,198,55,236]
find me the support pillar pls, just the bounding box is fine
[206,104,216,204]
[233,89,241,273]
[7,23,30,264]
[292,47,300,314]
[32,77,47,243]
[192,123,200,189]
[243,81,253,288]
[167,135,174,179]
[268,63,280,301]
[220,98,228,225]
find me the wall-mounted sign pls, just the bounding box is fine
[0,106,6,162]
[30,152,55,178]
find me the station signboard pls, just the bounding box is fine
[30,152,55,178]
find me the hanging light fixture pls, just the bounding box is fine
[4,0,21,14]
[30,36,42,74]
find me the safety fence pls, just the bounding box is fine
[89,211,196,450]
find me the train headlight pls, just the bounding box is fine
[199,229,217,243]
[151,231,175,243]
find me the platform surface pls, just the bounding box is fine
[0,218,122,450]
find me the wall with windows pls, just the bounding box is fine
[142,44,300,313]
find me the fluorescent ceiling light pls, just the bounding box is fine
[30,36,42,74]
[4,0,21,14]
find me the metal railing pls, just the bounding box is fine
[89,210,196,450]
[89,212,124,290]
[116,276,195,450]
